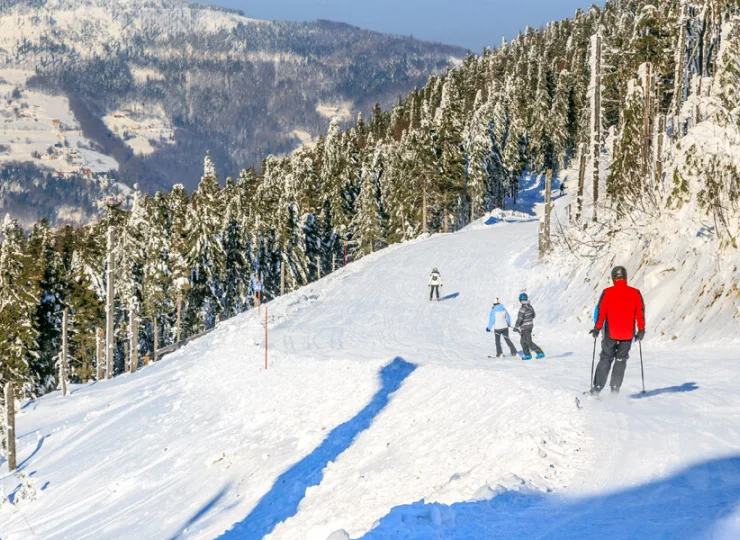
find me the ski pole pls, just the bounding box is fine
[639,340,646,394]
[590,336,597,388]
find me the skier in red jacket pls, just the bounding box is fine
[589,266,646,394]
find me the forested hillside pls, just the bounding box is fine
[0,0,738,399]
[0,0,465,197]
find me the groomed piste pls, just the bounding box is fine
[1,177,739,539]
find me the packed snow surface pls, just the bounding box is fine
[1,178,739,539]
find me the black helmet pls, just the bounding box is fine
[611,266,627,281]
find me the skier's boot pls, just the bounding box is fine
[522,354,533,361]
[610,386,620,394]
[589,385,603,396]
[496,354,504,358]
[511,353,518,359]
[535,352,545,359]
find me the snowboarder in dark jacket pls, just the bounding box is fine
[589,266,646,394]
[486,298,518,358]
[513,293,544,360]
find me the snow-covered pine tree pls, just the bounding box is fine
[221,198,249,315]
[141,192,173,349]
[184,155,226,332]
[353,147,388,255]
[551,69,573,171]
[530,59,554,172]
[715,16,740,127]
[433,73,466,231]
[0,215,41,394]
[607,79,645,218]
[25,220,69,392]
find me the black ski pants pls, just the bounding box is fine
[520,328,542,356]
[593,335,633,390]
[429,285,440,300]
[495,328,518,356]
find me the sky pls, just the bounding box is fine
[210,0,603,52]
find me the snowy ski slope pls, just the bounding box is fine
[1,178,739,539]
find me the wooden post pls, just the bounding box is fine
[332,253,336,273]
[3,382,16,472]
[543,169,553,253]
[153,316,159,362]
[264,305,268,370]
[124,341,129,374]
[96,327,103,381]
[317,255,321,280]
[592,33,602,223]
[280,256,285,296]
[577,142,587,224]
[105,227,115,379]
[343,240,347,267]
[60,308,69,396]
[176,289,182,343]
[129,307,138,374]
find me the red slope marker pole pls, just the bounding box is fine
[265,305,269,370]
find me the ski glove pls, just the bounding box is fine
[635,330,645,341]
[589,328,600,338]
[512,327,520,334]
[486,328,491,333]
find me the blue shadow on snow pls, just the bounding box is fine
[631,382,699,399]
[168,484,231,540]
[218,357,417,540]
[439,292,460,301]
[18,435,45,471]
[360,455,740,539]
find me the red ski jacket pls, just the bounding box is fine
[594,280,646,340]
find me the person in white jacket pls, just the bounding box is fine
[428,268,442,301]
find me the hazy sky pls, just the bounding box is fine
[210,0,602,52]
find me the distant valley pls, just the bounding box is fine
[0,0,465,224]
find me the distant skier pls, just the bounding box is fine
[513,293,544,360]
[559,181,566,197]
[486,298,518,358]
[428,268,442,301]
[589,266,645,394]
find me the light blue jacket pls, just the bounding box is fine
[487,304,511,331]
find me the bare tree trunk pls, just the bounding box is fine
[422,179,428,234]
[105,227,115,379]
[3,382,16,472]
[153,315,159,362]
[672,2,688,136]
[656,115,666,184]
[96,327,103,380]
[60,308,69,396]
[280,255,285,296]
[129,307,138,374]
[176,288,182,343]
[642,62,653,176]
[577,143,587,224]
[592,33,602,223]
[544,169,553,253]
